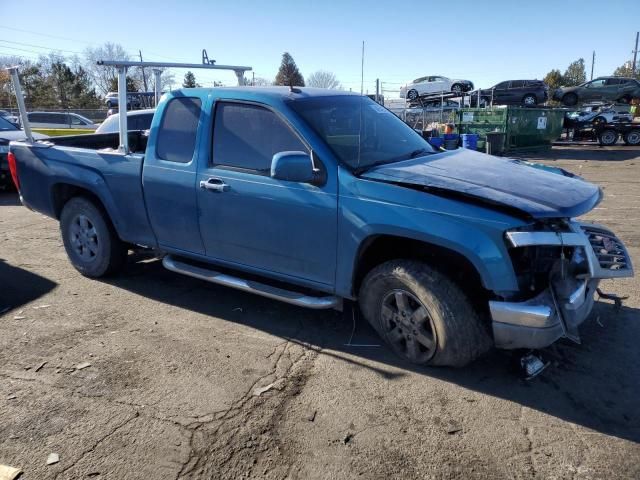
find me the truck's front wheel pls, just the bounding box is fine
[60,197,127,277]
[359,260,491,367]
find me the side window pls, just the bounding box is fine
[605,78,620,86]
[588,79,606,88]
[70,115,84,125]
[212,102,307,173]
[46,113,65,124]
[495,82,509,89]
[510,80,525,88]
[156,97,202,163]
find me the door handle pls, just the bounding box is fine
[200,178,230,192]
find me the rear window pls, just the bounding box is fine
[510,81,525,88]
[156,98,202,163]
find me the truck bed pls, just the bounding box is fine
[10,132,156,247]
[46,131,149,153]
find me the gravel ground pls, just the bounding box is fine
[1,145,639,479]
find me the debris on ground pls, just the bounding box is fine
[446,421,462,435]
[33,304,51,310]
[74,362,92,370]
[253,379,285,396]
[0,464,22,480]
[307,410,317,422]
[46,453,59,465]
[7,394,17,400]
[343,433,354,444]
[35,361,47,372]
[520,351,549,380]
[13,316,26,320]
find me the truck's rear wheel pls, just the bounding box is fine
[359,260,491,367]
[60,197,127,277]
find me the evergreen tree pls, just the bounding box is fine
[274,52,305,87]
[107,75,139,93]
[543,69,564,89]
[563,59,586,86]
[183,71,199,88]
[613,61,640,80]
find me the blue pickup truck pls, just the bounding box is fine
[8,87,634,366]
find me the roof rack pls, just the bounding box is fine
[98,60,252,153]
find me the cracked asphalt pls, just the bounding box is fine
[1,145,639,479]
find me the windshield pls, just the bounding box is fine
[287,95,434,172]
[0,116,19,131]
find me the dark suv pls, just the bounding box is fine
[471,80,548,106]
[553,77,640,106]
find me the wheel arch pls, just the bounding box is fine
[50,182,122,239]
[352,234,494,311]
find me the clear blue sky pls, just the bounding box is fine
[1,0,638,96]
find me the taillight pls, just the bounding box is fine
[7,151,19,190]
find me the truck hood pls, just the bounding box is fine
[360,149,602,219]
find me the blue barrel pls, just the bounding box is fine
[461,133,479,150]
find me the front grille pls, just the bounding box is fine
[581,226,630,271]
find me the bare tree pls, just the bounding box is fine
[83,43,133,95]
[307,70,341,89]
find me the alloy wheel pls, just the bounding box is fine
[380,289,437,363]
[69,214,99,261]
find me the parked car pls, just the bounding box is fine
[0,109,20,126]
[8,87,633,366]
[470,80,548,106]
[27,112,97,130]
[553,77,640,106]
[400,76,474,100]
[0,116,48,189]
[95,108,155,134]
[105,92,141,109]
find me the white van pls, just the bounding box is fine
[27,112,97,130]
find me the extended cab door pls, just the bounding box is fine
[196,100,338,288]
[142,96,206,254]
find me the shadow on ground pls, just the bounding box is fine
[103,253,640,444]
[0,191,21,206]
[0,258,58,311]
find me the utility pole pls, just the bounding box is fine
[252,71,255,86]
[360,41,364,95]
[632,31,639,77]
[139,50,148,92]
[591,50,595,80]
[375,78,380,103]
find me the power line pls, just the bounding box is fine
[0,24,97,46]
[0,39,83,55]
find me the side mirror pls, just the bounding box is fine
[271,151,314,183]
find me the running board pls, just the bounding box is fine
[162,255,341,310]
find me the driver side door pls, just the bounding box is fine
[197,100,338,288]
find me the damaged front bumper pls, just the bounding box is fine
[490,222,633,350]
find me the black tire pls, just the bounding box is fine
[451,83,463,95]
[522,94,537,106]
[623,130,640,146]
[592,116,607,128]
[562,92,578,106]
[407,89,419,101]
[359,260,491,367]
[60,197,127,277]
[598,129,618,146]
